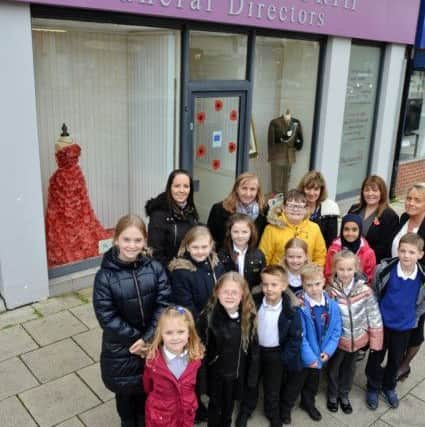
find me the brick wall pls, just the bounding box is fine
[395,159,425,197]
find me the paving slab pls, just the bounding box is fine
[79,400,120,427]
[77,362,114,402]
[0,357,38,400]
[21,338,92,384]
[0,297,5,313]
[19,373,100,427]
[0,305,39,329]
[76,286,93,303]
[381,394,424,427]
[0,324,38,362]
[369,421,393,427]
[410,378,425,401]
[22,310,87,346]
[56,417,85,427]
[0,396,37,427]
[70,303,98,329]
[73,327,102,362]
[32,294,83,317]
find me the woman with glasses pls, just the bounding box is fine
[259,189,326,267]
[297,170,340,249]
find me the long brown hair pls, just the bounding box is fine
[206,272,257,351]
[222,172,266,213]
[114,214,152,256]
[223,213,258,255]
[146,306,204,362]
[358,175,389,218]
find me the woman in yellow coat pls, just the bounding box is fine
[259,189,327,266]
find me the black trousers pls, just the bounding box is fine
[366,327,411,392]
[115,390,146,423]
[327,349,357,400]
[208,376,238,427]
[281,368,321,416]
[239,346,284,421]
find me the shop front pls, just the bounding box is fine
[0,0,419,308]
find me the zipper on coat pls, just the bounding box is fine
[236,339,242,379]
[132,270,145,328]
[344,293,355,352]
[174,223,178,248]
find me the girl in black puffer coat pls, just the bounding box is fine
[145,169,199,269]
[93,214,171,427]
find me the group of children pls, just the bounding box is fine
[93,199,425,427]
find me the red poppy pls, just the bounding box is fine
[229,109,238,121]
[228,142,237,153]
[214,99,223,111]
[373,217,380,226]
[212,159,221,170]
[196,144,207,158]
[196,111,206,124]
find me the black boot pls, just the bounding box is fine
[121,417,137,427]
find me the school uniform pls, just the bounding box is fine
[366,258,425,392]
[237,292,302,424]
[281,292,341,417]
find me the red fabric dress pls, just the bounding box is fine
[45,144,110,267]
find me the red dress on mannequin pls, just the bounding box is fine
[45,144,110,267]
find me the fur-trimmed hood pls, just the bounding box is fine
[266,203,310,230]
[168,253,220,272]
[145,192,169,216]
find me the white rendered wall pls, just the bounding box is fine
[0,2,49,308]
[370,44,407,184]
[314,37,351,200]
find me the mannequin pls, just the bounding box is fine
[267,109,303,194]
[45,124,110,267]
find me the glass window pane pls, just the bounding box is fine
[337,44,381,196]
[249,37,320,195]
[32,19,180,270]
[189,31,247,80]
[400,71,425,161]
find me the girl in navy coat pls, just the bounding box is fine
[93,214,171,427]
[218,213,266,294]
[143,306,204,427]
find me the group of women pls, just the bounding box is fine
[94,165,425,426]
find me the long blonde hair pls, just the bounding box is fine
[222,172,266,213]
[146,306,204,362]
[206,272,257,351]
[114,214,152,256]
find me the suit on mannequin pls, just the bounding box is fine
[268,110,303,194]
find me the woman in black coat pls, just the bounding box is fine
[207,172,268,251]
[93,214,170,427]
[145,169,198,268]
[297,170,340,248]
[348,175,399,263]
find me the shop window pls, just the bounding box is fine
[32,19,180,272]
[189,30,247,80]
[336,44,381,197]
[249,36,320,195]
[400,71,425,161]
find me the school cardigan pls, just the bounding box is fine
[298,291,342,369]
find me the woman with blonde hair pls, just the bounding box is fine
[207,172,268,250]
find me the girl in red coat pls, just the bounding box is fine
[143,306,204,427]
[325,214,376,283]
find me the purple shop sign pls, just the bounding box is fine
[14,0,419,44]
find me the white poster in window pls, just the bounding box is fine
[212,131,223,148]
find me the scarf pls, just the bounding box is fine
[236,201,259,221]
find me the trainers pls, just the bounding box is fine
[366,390,379,410]
[382,389,399,409]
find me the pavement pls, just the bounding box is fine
[0,198,421,427]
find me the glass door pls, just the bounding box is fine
[190,92,246,221]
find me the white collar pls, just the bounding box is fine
[397,262,418,280]
[305,292,326,307]
[233,244,248,255]
[343,278,355,295]
[163,345,188,361]
[228,310,240,319]
[262,297,283,311]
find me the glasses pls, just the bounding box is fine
[285,203,307,211]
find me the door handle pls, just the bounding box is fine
[190,122,194,131]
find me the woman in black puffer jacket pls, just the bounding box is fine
[145,169,199,269]
[93,214,171,427]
